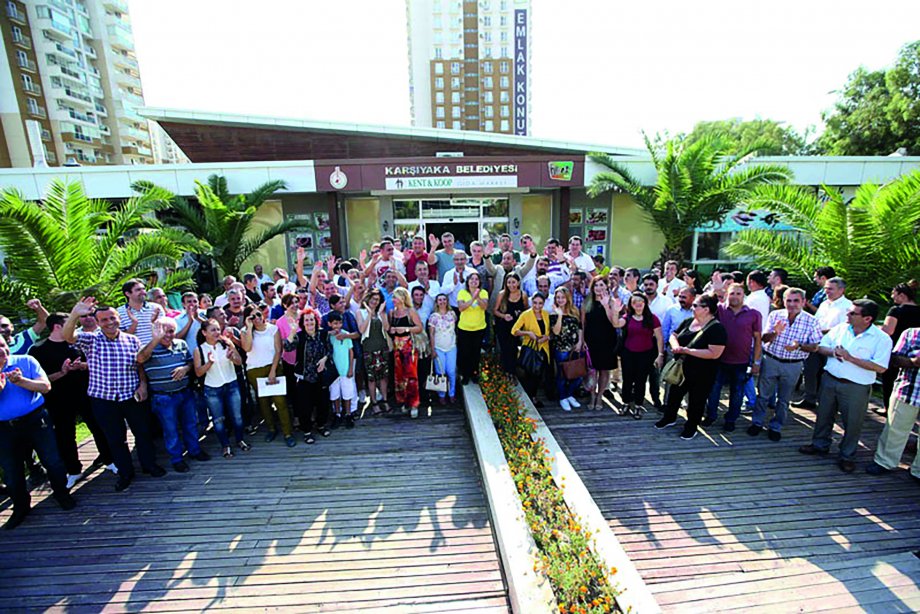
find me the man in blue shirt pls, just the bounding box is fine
[0,335,76,530]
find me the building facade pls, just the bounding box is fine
[407,0,531,135]
[0,0,153,167]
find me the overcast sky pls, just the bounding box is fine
[130,0,920,149]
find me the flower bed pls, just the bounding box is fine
[480,356,620,614]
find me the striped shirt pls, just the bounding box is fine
[763,309,823,362]
[143,340,192,394]
[74,330,142,401]
[892,327,920,406]
[118,302,164,345]
[8,328,37,355]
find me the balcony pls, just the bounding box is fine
[48,0,73,13]
[6,5,28,24]
[61,131,99,146]
[84,44,96,58]
[57,86,94,108]
[106,23,134,50]
[103,0,129,11]
[114,53,139,70]
[51,41,79,60]
[40,17,74,41]
[22,81,42,96]
[94,102,108,116]
[56,63,87,83]
[122,125,149,142]
[17,56,38,73]
[27,105,48,119]
[11,32,32,50]
[116,69,140,87]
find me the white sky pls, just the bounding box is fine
[129,0,920,149]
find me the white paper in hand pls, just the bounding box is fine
[256,377,286,397]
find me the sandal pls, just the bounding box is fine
[380,401,391,413]
[222,446,234,459]
[372,402,383,416]
[321,428,331,437]
[304,433,316,444]
[238,440,252,451]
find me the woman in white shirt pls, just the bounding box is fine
[194,319,249,459]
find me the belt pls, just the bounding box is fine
[0,405,43,427]
[826,372,865,387]
[764,352,804,364]
[151,388,187,396]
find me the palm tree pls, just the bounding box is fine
[0,180,196,316]
[725,171,920,301]
[587,134,794,267]
[134,174,312,280]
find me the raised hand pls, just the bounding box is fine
[71,296,97,317]
[429,234,440,250]
[296,246,306,262]
[25,298,43,312]
[485,240,495,257]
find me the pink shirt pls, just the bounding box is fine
[624,314,661,353]
[275,316,299,365]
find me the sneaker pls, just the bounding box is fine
[172,461,190,473]
[747,425,763,437]
[345,414,355,429]
[654,417,677,430]
[53,491,76,511]
[679,425,698,440]
[722,422,736,432]
[105,463,118,474]
[791,400,817,410]
[568,397,581,408]
[66,473,82,489]
[410,407,419,419]
[264,431,277,442]
[222,446,234,459]
[560,398,572,412]
[767,430,782,442]
[700,415,716,427]
[321,428,331,437]
[144,465,167,478]
[304,432,316,444]
[193,450,211,461]
[285,436,297,448]
[798,444,829,456]
[865,462,891,475]
[238,440,252,452]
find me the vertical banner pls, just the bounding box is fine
[513,9,528,136]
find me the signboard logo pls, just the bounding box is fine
[513,9,528,136]
[329,166,348,190]
[548,161,574,181]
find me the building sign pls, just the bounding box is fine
[385,175,519,190]
[548,161,574,181]
[514,9,528,136]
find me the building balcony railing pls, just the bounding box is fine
[58,64,87,83]
[103,0,129,12]
[12,32,32,50]
[27,105,48,119]
[6,5,28,24]
[41,129,52,141]
[62,107,97,124]
[84,44,97,58]
[94,102,108,115]
[22,81,42,96]
[62,131,98,145]
[114,53,139,70]
[17,56,38,73]
[51,41,79,59]
[122,126,149,142]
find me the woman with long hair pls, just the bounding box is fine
[286,308,332,444]
[493,272,529,375]
[194,319,249,459]
[512,292,551,407]
[276,294,301,413]
[550,287,585,411]
[880,280,920,412]
[356,289,391,414]
[582,276,622,409]
[616,291,664,417]
[457,272,489,385]
[388,287,424,417]
[428,293,458,404]
[683,269,704,295]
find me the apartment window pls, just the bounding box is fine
[500,90,509,103]
[483,47,492,58]
[435,92,445,104]
[499,61,509,72]
[436,120,446,128]
[500,120,509,131]
[483,61,493,74]
[436,106,445,119]
[500,31,508,42]
[452,121,461,130]
[451,106,461,119]
[500,105,509,117]
[500,0,508,9]
[434,62,444,75]
[450,61,461,74]
[501,46,509,57]
[483,15,491,26]
[21,74,34,90]
[16,50,28,65]
[26,98,39,114]
[434,47,443,59]
[451,76,461,88]
[451,91,461,103]
[500,75,509,88]
[500,14,507,26]
[435,77,444,88]
[485,120,494,131]
[484,31,492,42]
[484,91,493,103]
[484,106,494,118]
[483,76,493,88]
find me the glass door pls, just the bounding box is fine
[393,197,510,251]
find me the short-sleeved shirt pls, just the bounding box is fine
[143,340,192,394]
[8,328,38,355]
[674,319,728,380]
[820,323,892,386]
[886,304,920,346]
[28,339,88,406]
[762,309,823,361]
[275,316,300,365]
[435,250,458,281]
[570,252,596,274]
[815,296,853,332]
[429,311,457,351]
[457,289,488,331]
[892,328,920,406]
[118,303,164,345]
[716,305,762,365]
[624,314,661,353]
[662,305,693,345]
[73,330,142,402]
[175,310,206,354]
[550,313,581,353]
[0,354,47,420]
[330,335,352,377]
[373,257,405,286]
[744,289,771,333]
[404,251,437,283]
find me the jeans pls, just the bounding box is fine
[151,388,203,465]
[811,373,872,460]
[620,348,656,405]
[90,397,158,478]
[554,350,582,400]
[0,407,69,512]
[434,347,458,399]
[752,355,804,432]
[203,381,245,447]
[706,363,749,424]
[647,363,662,405]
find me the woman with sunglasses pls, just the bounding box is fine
[656,293,727,440]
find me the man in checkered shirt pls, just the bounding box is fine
[749,288,823,437]
[64,297,165,492]
[867,327,920,481]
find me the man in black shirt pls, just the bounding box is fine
[28,313,114,487]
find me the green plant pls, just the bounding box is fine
[725,171,920,301]
[134,174,311,280]
[480,357,619,614]
[0,180,195,317]
[588,134,793,268]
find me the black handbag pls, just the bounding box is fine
[518,344,545,377]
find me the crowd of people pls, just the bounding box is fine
[1,230,919,531]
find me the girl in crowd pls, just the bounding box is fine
[287,308,332,444]
[617,292,663,417]
[683,269,704,295]
[428,294,458,404]
[512,292,551,407]
[276,294,301,411]
[771,285,789,311]
[357,289,391,414]
[198,294,213,310]
[493,272,528,375]
[550,287,584,412]
[656,293,727,440]
[389,287,424,417]
[582,277,621,410]
[194,319,249,459]
[240,303,295,447]
[457,272,489,385]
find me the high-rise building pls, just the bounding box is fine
[0,0,154,167]
[149,121,188,164]
[406,0,532,135]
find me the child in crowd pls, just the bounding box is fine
[326,312,356,429]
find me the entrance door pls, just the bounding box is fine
[425,221,478,254]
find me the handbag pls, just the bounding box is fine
[425,355,448,393]
[517,343,545,377]
[560,352,588,379]
[661,319,716,387]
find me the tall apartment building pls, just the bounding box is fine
[406,0,532,135]
[0,0,153,167]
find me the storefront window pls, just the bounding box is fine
[482,221,508,243]
[395,223,423,250]
[393,200,420,219]
[695,231,731,261]
[484,198,509,217]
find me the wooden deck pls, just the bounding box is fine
[0,408,510,612]
[541,391,920,613]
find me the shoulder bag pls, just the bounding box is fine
[660,319,716,387]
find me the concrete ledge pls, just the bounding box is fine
[463,383,557,614]
[514,383,662,614]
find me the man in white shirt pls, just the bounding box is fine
[799,299,891,472]
[659,260,688,299]
[744,270,772,332]
[253,264,273,298]
[794,276,853,409]
[566,235,596,279]
[440,251,477,308]
[213,275,237,308]
[407,260,442,301]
